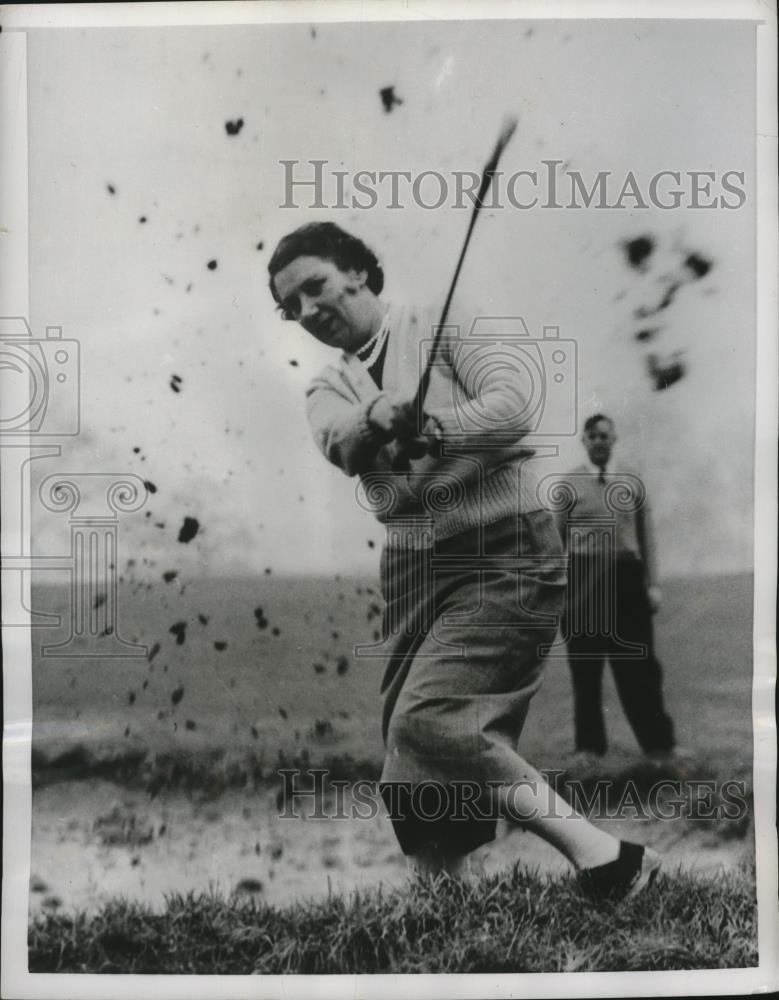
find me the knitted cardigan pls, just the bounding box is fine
[305,302,544,544]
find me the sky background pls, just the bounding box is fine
[23,16,756,577]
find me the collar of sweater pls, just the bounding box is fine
[338,302,436,398]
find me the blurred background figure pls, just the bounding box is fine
[554,414,677,773]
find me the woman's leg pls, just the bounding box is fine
[405,776,620,878]
[382,514,635,877]
[403,755,620,876]
[492,758,620,870]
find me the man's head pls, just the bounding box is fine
[582,413,616,467]
[268,223,385,352]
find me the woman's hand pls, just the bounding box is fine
[369,396,434,450]
[368,396,411,439]
[389,399,418,439]
[368,396,445,468]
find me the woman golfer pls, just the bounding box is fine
[268,221,660,897]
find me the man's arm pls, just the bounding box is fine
[635,487,661,611]
[553,504,569,552]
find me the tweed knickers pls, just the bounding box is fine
[379,510,566,856]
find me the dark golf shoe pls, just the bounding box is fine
[577,840,662,901]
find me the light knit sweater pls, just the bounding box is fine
[305,302,544,544]
[554,461,658,586]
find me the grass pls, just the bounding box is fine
[29,862,757,974]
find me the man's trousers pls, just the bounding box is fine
[563,555,675,756]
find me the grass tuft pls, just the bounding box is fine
[29,861,757,974]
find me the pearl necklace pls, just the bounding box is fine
[357,313,390,369]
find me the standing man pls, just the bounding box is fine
[556,414,676,767]
[267,223,661,896]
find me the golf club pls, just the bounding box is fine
[393,114,519,470]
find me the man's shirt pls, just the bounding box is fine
[554,460,656,583]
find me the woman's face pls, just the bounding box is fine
[272,255,376,352]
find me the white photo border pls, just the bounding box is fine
[1,1,776,997]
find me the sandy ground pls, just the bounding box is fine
[28,574,756,916]
[29,778,753,917]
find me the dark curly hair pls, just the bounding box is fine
[268,222,384,308]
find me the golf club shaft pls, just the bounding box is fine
[411,116,518,413]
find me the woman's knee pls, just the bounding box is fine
[387,699,479,760]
